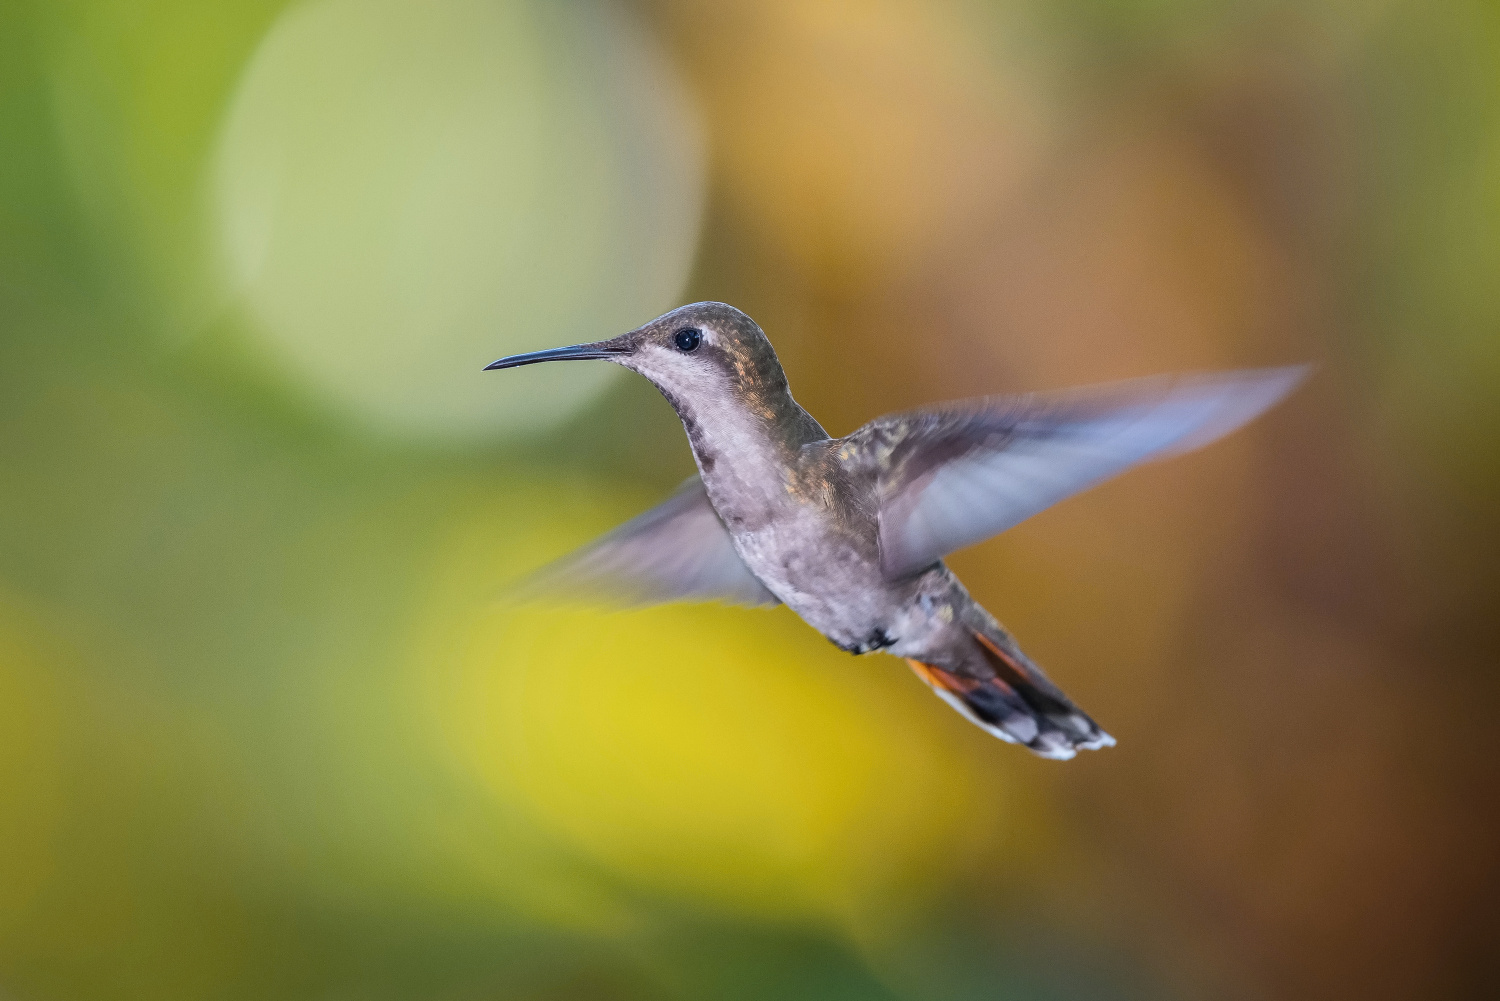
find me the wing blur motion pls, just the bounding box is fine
[857,367,1308,579]
[514,476,780,608]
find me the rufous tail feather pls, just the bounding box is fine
[907,628,1114,760]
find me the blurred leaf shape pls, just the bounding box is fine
[211,0,705,439]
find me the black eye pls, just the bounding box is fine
[674,328,702,352]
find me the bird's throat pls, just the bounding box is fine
[659,386,826,530]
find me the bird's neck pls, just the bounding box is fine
[662,385,827,530]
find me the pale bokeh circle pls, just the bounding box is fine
[212,0,705,439]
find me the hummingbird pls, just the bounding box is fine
[486,303,1304,759]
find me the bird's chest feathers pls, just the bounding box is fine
[717,464,881,624]
[684,409,792,528]
[666,377,881,624]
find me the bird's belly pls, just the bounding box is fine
[731,513,947,654]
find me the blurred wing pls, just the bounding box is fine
[517,476,779,608]
[865,367,1308,579]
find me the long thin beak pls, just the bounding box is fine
[483,342,624,371]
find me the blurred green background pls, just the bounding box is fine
[2,1,1497,999]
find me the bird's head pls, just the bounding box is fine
[485,302,791,421]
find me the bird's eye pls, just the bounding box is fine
[674,328,702,352]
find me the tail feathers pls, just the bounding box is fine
[907,630,1114,760]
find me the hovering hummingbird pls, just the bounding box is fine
[486,303,1304,759]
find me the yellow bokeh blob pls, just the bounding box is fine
[412,485,996,928]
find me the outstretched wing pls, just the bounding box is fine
[855,367,1307,579]
[516,476,779,608]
